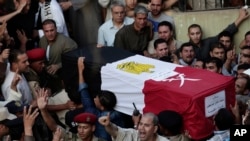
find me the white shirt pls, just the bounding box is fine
[1,71,33,104]
[98,0,112,21]
[38,0,69,37]
[46,45,50,61]
[97,17,134,46]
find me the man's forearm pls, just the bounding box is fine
[40,109,58,132]
[46,104,68,111]
[78,70,85,83]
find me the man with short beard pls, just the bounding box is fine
[178,42,196,66]
[187,8,249,61]
[1,49,33,104]
[148,0,174,39]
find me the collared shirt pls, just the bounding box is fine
[58,126,107,141]
[115,126,169,141]
[76,135,105,141]
[179,58,197,67]
[98,17,134,47]
[1,71,33,104]
[207,130,230,141]
[46,45,50,61]
[166,134,190,141]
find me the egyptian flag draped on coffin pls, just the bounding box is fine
[101,55,235,140]
[143,67,235,140]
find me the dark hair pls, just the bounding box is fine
[158,110,183,135]
[188,24,202,33]
[148,0,164,4]
[214,108,234,130]
[204,57,223,69]
[9,49,26,64]
[153,38,167,49]
[210,42,225,52]
[241,45,250,51]
[65,84,81,104]
[98,90,117,110]
[195,59,205,68]
[238,63,250,71]
[218,31,233,41]
[238,77,250,90]
[179,42,195,52]
[42,19,57,28]
[157,21,173,31]
[245,31,250,38]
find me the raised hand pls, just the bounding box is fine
[239,7,250,20]
[11,69,22,92]
[230,100,241,124]
[235,7,250,26]
[77,57,85,72]
[132,111,141,129]
[16,29,28,45]
[226,49,236,62]
[1,48,10,61]
[36,88,49,110]
[23,105,39,136]
[16,0,27,13]
[98,112,110,126]
[52,127,63,141]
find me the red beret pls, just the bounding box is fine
[26,48,46,62]
[74,113,97,125]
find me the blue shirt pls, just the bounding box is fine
[148,12,175,39]
[79,83,124,141]
[97,17,134,46]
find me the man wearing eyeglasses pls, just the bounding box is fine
[97,0,134,47]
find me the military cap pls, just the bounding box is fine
[73,113,97,125]
[26,48,46,62]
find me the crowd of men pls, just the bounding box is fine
[0,0,250,140]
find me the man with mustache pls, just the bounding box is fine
[148,0,174,39]
[114,5,152,56]
[99,112,169,141]
[178,42,196,66]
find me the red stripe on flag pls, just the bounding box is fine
[142,67,235,140]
